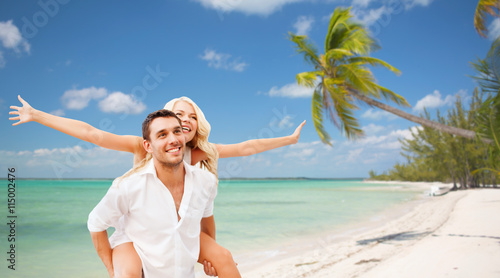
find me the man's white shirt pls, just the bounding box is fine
[87,159,217,278]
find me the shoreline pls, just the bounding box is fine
[232,184,429,273]
[235,182,500,277]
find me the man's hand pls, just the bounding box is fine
[90,231,114,276]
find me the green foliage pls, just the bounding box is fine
[471,36,500,177]
[369,92,498,188]
[289,7,406,144]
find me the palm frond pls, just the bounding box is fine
[474,0,500,37]
[471,58,500,92]
[487,36,500,85]
[471,37,500,93]
[325,7,378,54]
[296,71,321,88]
[339,24,378,55]
[325,7,352,51]
[311,87,332,145]
[325,84,363,139]
[336,63,377,95]
[476,95,500,150]
[325,48,353,62]
[347,56,401,75]
[371,83,411,107]
[289,32,321,69]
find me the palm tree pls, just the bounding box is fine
[471,38,500,177]
[474,0,500,38]
[289,7,485,145]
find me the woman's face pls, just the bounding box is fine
[172,100,198,143]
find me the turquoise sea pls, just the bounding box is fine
[0,179,424,277]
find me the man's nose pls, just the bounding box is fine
[166,132,179,144]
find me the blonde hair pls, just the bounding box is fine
[164,97,219,178]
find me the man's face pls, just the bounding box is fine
[144,117,186,168]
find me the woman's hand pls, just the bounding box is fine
[290,120,306,144]
[9,95,35,126]
[203,260,218,277]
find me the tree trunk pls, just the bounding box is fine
[350,91,493,144]
[452,175,458,191]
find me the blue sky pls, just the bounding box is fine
[0,0,493,179]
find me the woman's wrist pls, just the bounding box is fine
[288,134,298,145]
[30,108,42,123]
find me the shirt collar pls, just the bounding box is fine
[142,157,192,178]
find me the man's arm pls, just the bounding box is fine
[88,179,128,277]
[90,231,114,278]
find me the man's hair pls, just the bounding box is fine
[142,109,182,141]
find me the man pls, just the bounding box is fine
[87,109,218,277]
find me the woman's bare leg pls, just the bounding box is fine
[198,232,241,278]
[112,242,143,278]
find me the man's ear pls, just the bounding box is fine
[143,139,153,153]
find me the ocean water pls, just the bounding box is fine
[0,179,423,277]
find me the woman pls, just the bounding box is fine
[10,95,305,277]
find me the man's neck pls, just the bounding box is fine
[154,158,185,188]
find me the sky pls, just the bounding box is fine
[0,0,494,179]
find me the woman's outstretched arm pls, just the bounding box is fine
[214,120,306,158]
[9,95,144,157]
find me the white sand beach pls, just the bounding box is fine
[240,184,500,277]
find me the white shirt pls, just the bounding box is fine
[87,159,217,278]
[99,147,194,249]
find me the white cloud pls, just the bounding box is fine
[488,18,500,40]
[413,90,454,112]
[346,148,363,162]
[352,6,389,27]
[0,20,30,67]
[362,123,385,135]
[350,0,434,31]
[284,146,317,159]
[193,0,305,16]
[200,49,248,72]
[49,109,65,116]
[403,0,433,9]
[61,87,107,110]
[0,20,30,53]
[60,86,147,114]
[271,114,294,129]
[98,92,147,114]
[347,126,420,150]
[293,15,314,36]
[352,0,374,8]
[361,108,397,120]
[267,82,313,98]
